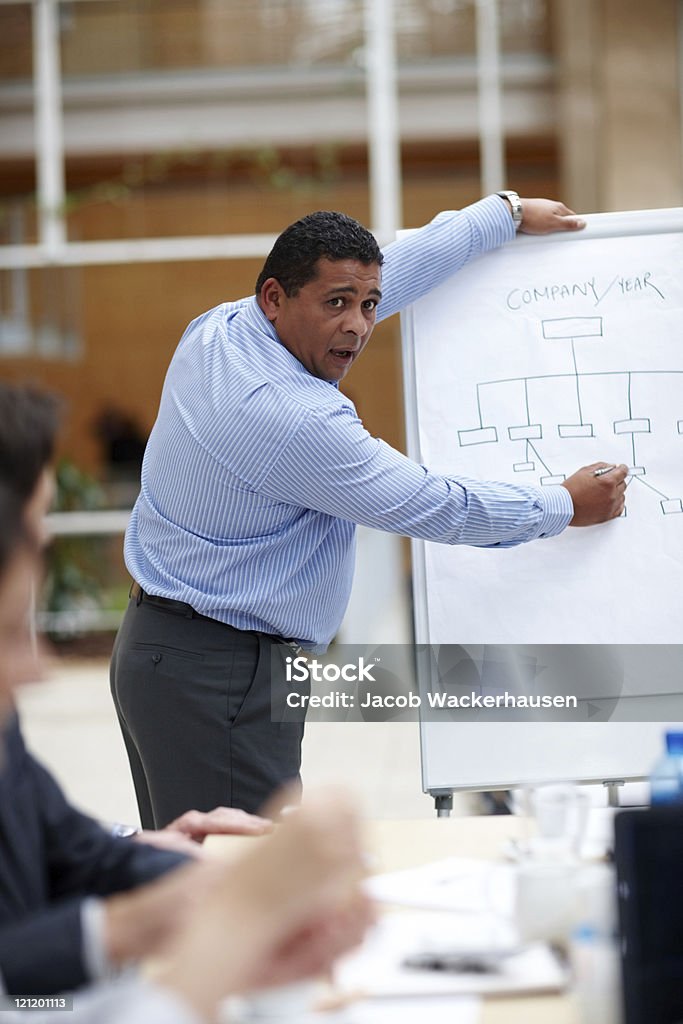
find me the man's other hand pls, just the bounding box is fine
[519,198,586,234]
[562,463,628,526]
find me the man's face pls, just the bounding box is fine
[259,258,382,382]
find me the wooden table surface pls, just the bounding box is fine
[208,813,581,1023]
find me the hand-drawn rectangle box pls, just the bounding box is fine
[542,317,603,340]
[661,499,683,514]
[513,461,535,472]
[508,424,542,441]
[629,466,645,476]
[614,418,651,434]
[540,474,566,485]
[558,424,594,438]
[678,421,683,434]
[458,426,498,446]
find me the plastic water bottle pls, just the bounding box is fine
[570,864,620,1024]
[570,922,621,1024]
[649,731,683,805]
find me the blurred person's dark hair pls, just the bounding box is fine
[255,210,384,297]
[0,384,61,501]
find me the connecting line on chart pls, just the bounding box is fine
[460,368,682,508]
[570,338,587,430]
[517,441,565,485]
[631,475,683,514]
[456,314,683,514]
[626,374,637,468]
[458,369,683,456]
[460,369,683,446]
[546,317,601,438]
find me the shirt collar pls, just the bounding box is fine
[243,296,339,389]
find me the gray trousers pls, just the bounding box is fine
[110,594,306,828]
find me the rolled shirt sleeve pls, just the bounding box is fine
[378,195,516,321]
[261,403,573,549]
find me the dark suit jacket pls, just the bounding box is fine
[0,714,186,995]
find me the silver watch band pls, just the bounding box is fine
[110,822,141,839]
[497,190,523,230]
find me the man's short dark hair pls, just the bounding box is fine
[0,384,61,502]
[255,211,384,297]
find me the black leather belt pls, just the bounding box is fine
[129,582,215,621]
[128,582,304,652]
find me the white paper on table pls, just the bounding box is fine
[339,995,480,1024]
[227,995,479,1024]
[336,911,567,999]
[366,857,515,917]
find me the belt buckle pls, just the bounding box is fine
[284,639,304,657]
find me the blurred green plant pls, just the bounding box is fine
[43,459,107,640]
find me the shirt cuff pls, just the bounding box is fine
[535,484,574,538]
[71,976,204,1024]
[81,897,118,982]
[460,193,517,255]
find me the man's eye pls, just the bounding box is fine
[363,299,378,311]
[328,297,344,308]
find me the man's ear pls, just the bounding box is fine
[259,278,285,320]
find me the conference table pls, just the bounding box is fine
[209,813,585,1023]
[365,816,579,1024]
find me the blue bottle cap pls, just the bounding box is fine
[665,731,683,754]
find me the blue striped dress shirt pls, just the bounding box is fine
[125,195,573,651]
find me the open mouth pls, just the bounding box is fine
[330,348,356,363]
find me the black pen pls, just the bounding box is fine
[403,952,501,974]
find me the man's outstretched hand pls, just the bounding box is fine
[562,463,628,526]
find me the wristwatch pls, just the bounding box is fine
[497,190,523,231]
[110,822,141,839]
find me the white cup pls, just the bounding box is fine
[531,784,590,856]
[515,860,579,946]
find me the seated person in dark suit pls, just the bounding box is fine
[0,485,369,1022]
[0,384,271,994]
[0,711,188,994]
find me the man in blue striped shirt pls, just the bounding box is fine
[111,193,627,824]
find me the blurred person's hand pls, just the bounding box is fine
[132,805,273,858]
[103,860,223,964]
[244,892,374,991]
[163,805,273,842]
[151,787,370,1022]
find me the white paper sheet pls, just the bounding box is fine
[338,996,479,1024]
[366,857,515,916]
[410,228,683,644]
[336,911,567,999]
